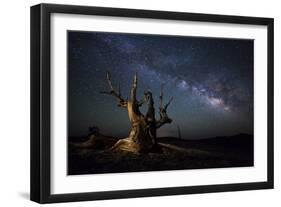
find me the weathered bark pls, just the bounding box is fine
[101,71,173,153]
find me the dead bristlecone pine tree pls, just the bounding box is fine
[101,71,173,153]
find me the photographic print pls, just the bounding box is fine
[31,4,273,203]
[67,31,254,175]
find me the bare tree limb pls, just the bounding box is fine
[130,72,138,102]
[156,85,173,128]
[137,97,147,107]
[100,71,127,108]
[144,90,155,120]
[159,84,164,109]
[164,97,173,110]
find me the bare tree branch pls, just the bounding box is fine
[130,72,138,102]
[100,71,127,108]
[156,85,173,128]
[164,97,173,110]
[159,84,164,109]
[137,97,147,107]
[144,90,155,120]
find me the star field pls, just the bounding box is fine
[68,31,253,139]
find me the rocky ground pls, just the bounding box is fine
[68,134,253,175]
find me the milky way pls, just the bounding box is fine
[68,31,253,139]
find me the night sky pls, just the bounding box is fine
[68,31,253,139]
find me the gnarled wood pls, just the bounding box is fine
[101,72,173,153]
[156,84,173,128]
[100,71,127,108]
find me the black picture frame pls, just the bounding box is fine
[30,3,274,204]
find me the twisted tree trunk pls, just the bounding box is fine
[101,72,173,153]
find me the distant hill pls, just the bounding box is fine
[159,133,253,152]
